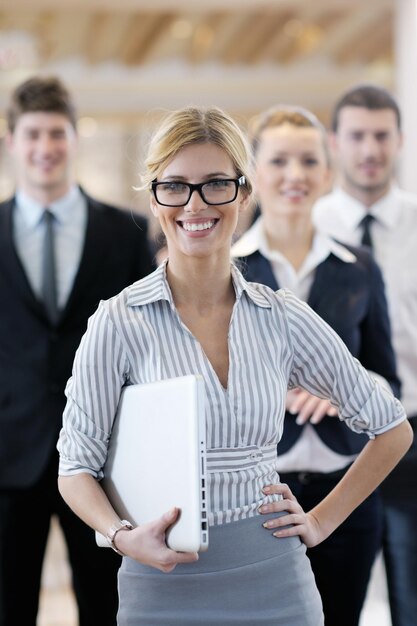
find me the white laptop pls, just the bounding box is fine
[96,375,209,553]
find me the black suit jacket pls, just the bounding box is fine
[237,246,400,456]
[0,191,154,488]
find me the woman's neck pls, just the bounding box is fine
[262,212,314,272]
[166,253,235,313]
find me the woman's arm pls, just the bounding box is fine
[261,289,412,543]
[260,419,413,546]
[58,473,198,572]
[58,303,198,571]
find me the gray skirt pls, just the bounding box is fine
[117,513,324,625]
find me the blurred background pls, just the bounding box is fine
[1,1,416,623]
[1,0,417,236]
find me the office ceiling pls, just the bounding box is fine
[0,0,395,120]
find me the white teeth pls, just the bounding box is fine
[284,190,304,197]
[182,220,215,232]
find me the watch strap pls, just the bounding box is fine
[106,519,133,555]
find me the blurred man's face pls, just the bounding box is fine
[331,106,402,206]
[7,112,77,202]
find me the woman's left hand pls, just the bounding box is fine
[258,483,326,548]
[286,388,338,425]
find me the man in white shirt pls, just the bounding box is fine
[314,84,417,626]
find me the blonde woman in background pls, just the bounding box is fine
[232,105,401,626]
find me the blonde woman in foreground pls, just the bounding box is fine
[58,105,412,626]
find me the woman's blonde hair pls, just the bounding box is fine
[141,106,253,194]
[250,105,331,167]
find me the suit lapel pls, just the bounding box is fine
[245,251,280,291]
[307,254,340,314]
[0,199,48,321]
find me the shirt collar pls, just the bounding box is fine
[231,217,263,257]
[314,231,357,264]
[15,185,83,228]
[330,185,402,231]
[232,216,356,269]
[127,258,272,309]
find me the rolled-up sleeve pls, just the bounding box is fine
[283,290,406,439]
[57,301,129,478]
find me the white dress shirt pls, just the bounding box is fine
[13,186,87,310]
[58,261,406,525]
[314,186,417,416]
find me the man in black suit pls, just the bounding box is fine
[0,76,154,626]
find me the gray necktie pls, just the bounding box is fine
[359,214,375,250]
[42,210,59,324]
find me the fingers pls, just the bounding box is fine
[262,482,295,499]
[156,508,199,563]
[125,508,199,572]
[285,388,302,410]
[308,399,333,424]
[259,486,322,547]
[287,389,338,424]
[259,489,306,539]
[262,512,303,534]
[295,396,327,424]
[156,549,199,573]
[157,506,179,532]
[173,550,199,564]
[296,395,323,424]
[287,389,308,415]
[259,484,301,515]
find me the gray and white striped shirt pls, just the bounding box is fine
[58,261,406,526]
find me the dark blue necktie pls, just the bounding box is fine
[359,214,375,250]
[42,210,59,324]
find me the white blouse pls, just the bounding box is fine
[58,262,406,526]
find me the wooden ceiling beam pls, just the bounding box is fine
[235,11,291,65]
[0,11,43,30]
[41,13,93,62]
[315,6,379,58]
[336,10,393,64]
[269,5,346,65]
[118,13,174,65]
[220,12,282,64]
[84,12,129,64]
[252,9,295,62]
[187,12,227,65]
[210,12,254,62]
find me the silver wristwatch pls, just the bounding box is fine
[106,519,133,555]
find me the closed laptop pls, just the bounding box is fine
[96,375,208,552]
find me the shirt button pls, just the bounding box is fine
[250,452,258,460]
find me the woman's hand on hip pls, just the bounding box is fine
[258,483,327,548]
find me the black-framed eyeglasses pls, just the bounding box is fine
[151,176,246,207]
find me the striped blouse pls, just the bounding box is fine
[58,261,406,526]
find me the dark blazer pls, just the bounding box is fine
[237,245,400,456]
[0,191,154,488]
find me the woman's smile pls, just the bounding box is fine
[177,217,220,235]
